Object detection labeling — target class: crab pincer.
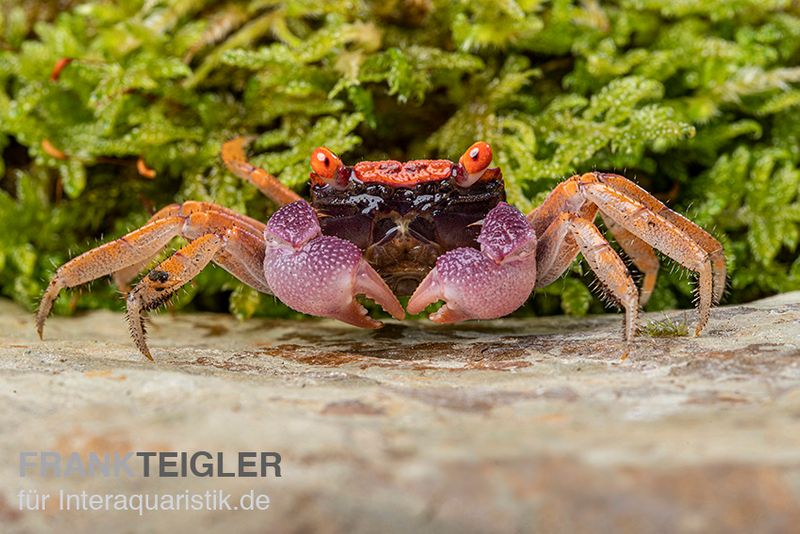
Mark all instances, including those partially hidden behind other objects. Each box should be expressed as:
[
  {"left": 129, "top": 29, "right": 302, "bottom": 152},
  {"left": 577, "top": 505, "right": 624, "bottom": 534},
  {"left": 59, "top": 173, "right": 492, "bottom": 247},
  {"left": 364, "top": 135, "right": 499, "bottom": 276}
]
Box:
[
  {"left": 264, "top": 200, "right": 405, "bottom": 327},
  {"left": 407, "top": 202, "right": 538, "bottom": 322}
]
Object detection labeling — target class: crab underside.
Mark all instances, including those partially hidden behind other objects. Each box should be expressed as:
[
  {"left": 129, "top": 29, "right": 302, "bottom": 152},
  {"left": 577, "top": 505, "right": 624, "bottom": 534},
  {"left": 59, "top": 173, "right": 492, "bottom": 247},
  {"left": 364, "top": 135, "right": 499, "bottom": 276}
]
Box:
[{"left": 36, "top": 139, "right": 726, "bottom": 360}]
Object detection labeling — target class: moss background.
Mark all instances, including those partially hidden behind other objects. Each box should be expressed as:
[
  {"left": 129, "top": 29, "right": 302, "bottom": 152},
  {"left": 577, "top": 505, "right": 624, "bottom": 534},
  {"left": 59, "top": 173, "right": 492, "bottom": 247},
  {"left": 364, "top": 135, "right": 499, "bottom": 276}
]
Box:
[{"left": 1, "top": 0, "right": 799, "bottom": 322}]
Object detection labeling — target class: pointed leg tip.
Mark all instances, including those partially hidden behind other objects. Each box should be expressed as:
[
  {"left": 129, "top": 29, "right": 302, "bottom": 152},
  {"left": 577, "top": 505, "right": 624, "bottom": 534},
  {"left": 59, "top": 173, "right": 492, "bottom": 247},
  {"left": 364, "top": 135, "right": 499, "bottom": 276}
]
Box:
[
  {"left": 35, "top": 316, "right": 45, "bottom": 339},
  {"left": 36, "top": 280, "right": 63, "bottom": 341},
  {"left": 133, "top": 338, "right": 155, "bottom": 361},
  {"left": 694, "top": 320, "right": 709, "bottom": 337},
  {"left": 125, "top": 299, "right": 155, "bottom": 361},
  {"left": 132, "top": 332, "right": 155, "bottom": 361},
  {"left": 694, "top": 317, "right": 709, "bottom": 337}
]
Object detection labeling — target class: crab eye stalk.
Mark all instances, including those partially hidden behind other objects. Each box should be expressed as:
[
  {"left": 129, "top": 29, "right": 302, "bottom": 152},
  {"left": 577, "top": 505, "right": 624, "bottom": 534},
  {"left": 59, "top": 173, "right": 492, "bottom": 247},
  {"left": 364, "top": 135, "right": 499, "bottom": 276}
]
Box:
[
  {"left": 456, "top": 141, "right": 493, "bottom": 187},
  {"left": 310, "top": 147, "right": 347, "bottom": 189}
]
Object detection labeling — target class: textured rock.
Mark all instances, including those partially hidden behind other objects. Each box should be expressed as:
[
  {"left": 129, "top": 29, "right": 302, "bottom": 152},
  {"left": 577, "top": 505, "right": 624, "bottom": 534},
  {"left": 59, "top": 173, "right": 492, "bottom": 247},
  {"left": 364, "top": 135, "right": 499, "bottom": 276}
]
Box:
[{"left": 1, "top": 293, "right": 799, "bottom": 533}]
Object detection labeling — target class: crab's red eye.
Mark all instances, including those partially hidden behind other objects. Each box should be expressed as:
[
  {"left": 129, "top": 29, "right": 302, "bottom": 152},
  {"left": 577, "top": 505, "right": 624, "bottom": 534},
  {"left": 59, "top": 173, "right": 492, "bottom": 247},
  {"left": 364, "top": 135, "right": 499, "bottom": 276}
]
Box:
[
  {"left": 310, "top": 147, "right": 343, "bottom": 180},
  {"left": 456, "top": 141, "right": 493, "bottom": 187}
]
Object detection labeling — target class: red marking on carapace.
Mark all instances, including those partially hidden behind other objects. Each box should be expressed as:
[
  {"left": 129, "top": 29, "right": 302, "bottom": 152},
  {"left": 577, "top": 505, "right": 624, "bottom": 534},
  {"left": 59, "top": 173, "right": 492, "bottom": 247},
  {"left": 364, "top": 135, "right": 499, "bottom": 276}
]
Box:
[{"left": 353, "top": 159, "right": 454, "bottom": 186}]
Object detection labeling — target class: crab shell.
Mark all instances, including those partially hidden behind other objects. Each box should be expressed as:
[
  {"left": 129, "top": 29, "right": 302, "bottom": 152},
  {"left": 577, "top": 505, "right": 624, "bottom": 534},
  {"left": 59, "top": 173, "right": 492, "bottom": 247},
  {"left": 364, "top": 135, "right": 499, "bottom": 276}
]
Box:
[{"left": 309, "top": 158, "right": 505, "bottom": 295}]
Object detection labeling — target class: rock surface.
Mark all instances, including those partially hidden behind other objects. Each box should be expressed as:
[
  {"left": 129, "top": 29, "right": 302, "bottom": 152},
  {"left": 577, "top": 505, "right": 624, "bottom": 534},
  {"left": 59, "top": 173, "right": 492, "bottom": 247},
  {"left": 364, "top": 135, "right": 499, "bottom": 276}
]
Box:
[{"left": 1, "top": 294, "right": 799, "bottom": 533}]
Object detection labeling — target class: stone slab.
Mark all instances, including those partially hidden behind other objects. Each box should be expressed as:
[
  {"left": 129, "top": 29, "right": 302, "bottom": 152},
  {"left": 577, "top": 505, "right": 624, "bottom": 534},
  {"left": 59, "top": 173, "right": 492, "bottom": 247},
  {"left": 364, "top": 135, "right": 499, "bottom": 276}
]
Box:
[{"left": 1, "top": 294, "right": 799, "bottom": 533}]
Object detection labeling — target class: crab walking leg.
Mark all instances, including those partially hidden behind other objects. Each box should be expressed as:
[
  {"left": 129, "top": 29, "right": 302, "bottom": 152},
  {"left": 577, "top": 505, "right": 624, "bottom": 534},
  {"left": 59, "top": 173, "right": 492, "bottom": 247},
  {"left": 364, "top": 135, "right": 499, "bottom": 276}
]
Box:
[
  {"left": 37, "top": 203, "right": 272, "bottom": 340},
  {"left": 222, "top": 137, "right": 302, "bottom": 206},
  {"left": 113, "top": 204, "right": 181, "bottom": 291},
  {"left": 263, "top": 200, "right": 405, "bottom": 328},
  {"left": 178, "top": 205, "right": 271, "bottom": 294},
  {"left": 592, "top": 173, "right": 726, "bottom": 304},
  {"left": 36, "top": 216, "right": 186, "bottom": 338},
  {"left": 527, "top": 177, "right": 590, "bottom": 237},
  {"left": 600, "top": 214, "right": 659, "bottom": 307},
  {"left": 532, "top": 187, "right": 659, "bottom": 306},
  {"left": 532, "top": 209, "right": 652, "bottom": 314},
  {"left": 529, "top": 173, "right": 724, "bottom": 334},
  {"left": 534, "top": 222, "right": 577, "bottom": 289},
  {"left": 536, "top": 214, "right": 640, "bottom": 340},
  {"left": 534, "top": 204, "right": 599, "bottom": 288},
  {"left": 407, "top": 203, "right": 538, "bottom": 322},
  {"left": 575, "top": 217, "right": 639, "bottom": 341},
  {"left": 212, "top": 234, "right": 271, "bottom": 294},
  {"left": 576, "top": 174, "right": 715, "bottom": 335},
  {"left": 126, "top": 234, "right": 225, "bottom": 360},
  {"left": 112, "top": 202, "right": 269, "bottom": 294},
  {"left": 529, "top": 173, "right": 725, "bottom": 304}
]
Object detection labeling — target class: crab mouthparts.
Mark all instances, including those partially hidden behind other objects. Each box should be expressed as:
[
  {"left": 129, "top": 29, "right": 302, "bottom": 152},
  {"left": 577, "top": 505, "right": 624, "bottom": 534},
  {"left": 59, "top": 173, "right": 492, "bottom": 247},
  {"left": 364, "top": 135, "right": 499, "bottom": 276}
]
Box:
[{"left": 379, "top": 270, "right": 430, "bottom": 296}]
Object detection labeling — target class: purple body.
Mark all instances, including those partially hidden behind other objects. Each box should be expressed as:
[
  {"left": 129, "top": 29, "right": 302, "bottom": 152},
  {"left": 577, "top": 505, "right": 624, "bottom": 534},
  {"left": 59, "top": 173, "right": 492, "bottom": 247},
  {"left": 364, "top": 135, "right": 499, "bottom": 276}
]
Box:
[
  {"left": 311, "top": 174, "right": 506, "bottom": 295},
  {"left": 261, "top": 163, "right": 540, "bottom": 328}
]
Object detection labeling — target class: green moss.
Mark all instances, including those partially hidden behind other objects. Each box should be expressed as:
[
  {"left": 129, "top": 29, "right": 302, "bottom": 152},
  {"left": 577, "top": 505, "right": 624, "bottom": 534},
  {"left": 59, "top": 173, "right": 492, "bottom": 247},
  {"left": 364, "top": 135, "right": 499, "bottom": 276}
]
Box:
[
  {"left": 642, "top": 313, "right": 690, "bottom": 338},
  {"left": 1, "top": 0, "right": 799, "bottom": 320}
]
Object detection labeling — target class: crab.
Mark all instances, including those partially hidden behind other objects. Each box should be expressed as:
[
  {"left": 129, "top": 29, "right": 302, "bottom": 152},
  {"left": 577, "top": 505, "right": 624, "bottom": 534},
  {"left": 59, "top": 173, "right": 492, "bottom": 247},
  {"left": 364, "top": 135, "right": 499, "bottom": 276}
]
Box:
[{"left": 35, "top": 138, "right": 726, "bottom": 360}]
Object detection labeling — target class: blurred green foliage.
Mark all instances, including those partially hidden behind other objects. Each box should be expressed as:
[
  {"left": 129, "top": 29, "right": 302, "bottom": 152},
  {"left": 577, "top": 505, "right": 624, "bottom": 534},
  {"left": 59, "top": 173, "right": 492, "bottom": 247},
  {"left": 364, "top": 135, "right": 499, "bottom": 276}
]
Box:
[{"left": 1, "top": 0, "right": 799, "bottom": 321}]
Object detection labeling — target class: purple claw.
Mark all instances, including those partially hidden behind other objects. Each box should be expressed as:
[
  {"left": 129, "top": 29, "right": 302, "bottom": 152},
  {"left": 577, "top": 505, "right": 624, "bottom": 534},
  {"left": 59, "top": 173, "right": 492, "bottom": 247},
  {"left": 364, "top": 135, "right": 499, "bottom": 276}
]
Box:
[
  {"left": 407, "top": 202, "right": 537, "bottom": 322},
  {"left": 264, "top": 200, "right": 405, "bottom": 327}
]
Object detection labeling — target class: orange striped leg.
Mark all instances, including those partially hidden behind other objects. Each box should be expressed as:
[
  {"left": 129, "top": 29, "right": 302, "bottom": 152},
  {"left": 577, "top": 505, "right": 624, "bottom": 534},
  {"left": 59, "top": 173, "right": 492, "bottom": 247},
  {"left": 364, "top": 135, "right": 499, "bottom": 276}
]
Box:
[
  {"left": 534, "top": 204, "right": 598, "bottom": 288},
  {"left": 113, "top": 204, "right": 182, "bottom": 292},
  {"left": 528, "top": 177, "right": 598, "bottom": 287},
  {"left": 576, "top": 173, "right": 716, "bottom": 335},
  {"left": 572, "top": 216, "right": 639, "bottom": 340},
  {"left": 222, "top": 137, "right": 301, "bottom": 206},
  {"left": 591, "top": 173, "right": 726, "bottom": 304},
  {"left": 36, "top": 202, "right": 271, "bottom": 340},
  {"left": 527, "top": 177, "right": 591, "bottom": 237},
  {"left": 36, "top": 216, "right": 186, "bottom": 338},
  {"left": 601, "top": 214, "right": 659, "bottom": 307},
  {"left": 178, "top": 203, "right": 270, "bottom": 294},
  {"left": 538, "top": 214, "right": 639, "bottom": 340},
  {"left": 126, "top": 234, "right": 225, "bottom": 360},
  {"left": 530, "top": 179, "right": 657, "bottom": 301},
  {"left": 529, "top": 173, "right": 724, "bottom": 335},
  {"left": 112, "top": 201, "right": 270, "bottom": 294},
  {"left": 535, "top": 216, "right": 657, "bottom": 308}
]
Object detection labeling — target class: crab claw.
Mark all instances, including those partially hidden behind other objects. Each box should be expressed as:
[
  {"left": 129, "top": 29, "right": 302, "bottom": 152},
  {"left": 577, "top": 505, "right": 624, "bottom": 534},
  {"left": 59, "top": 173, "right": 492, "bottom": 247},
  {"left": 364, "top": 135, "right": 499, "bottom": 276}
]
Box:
[
  {"left": 407, "top": 202, "right": 538, "bottom": 322},
  {"left": 264, "top": 200, "right": 404, "bottom": 328}
]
